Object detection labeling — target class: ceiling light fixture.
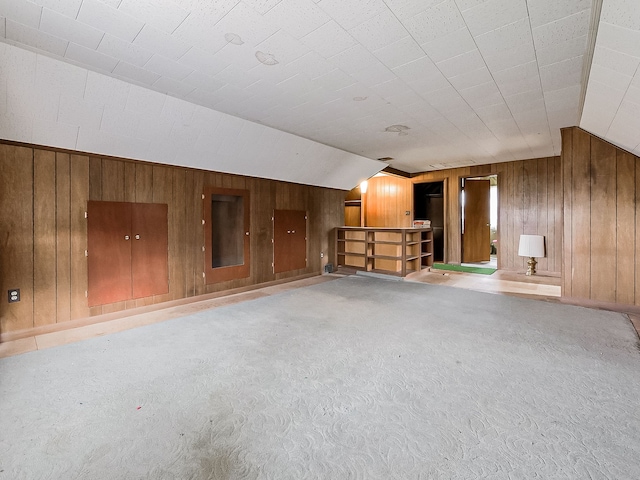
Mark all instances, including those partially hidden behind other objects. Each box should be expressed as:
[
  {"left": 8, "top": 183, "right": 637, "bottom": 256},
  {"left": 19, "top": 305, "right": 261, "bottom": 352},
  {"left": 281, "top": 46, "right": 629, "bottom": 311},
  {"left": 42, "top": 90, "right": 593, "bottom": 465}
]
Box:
[
  {"left": 224, "top": 33, "right": 244, "bottom": 45},
  {"left": 255, "top": 51, "right": 278, "bottom": 65}
]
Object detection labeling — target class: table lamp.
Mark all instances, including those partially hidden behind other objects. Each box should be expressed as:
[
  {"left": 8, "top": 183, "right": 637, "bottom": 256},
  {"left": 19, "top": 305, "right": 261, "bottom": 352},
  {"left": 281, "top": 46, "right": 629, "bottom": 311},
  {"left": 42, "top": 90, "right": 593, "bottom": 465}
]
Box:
[{"left": 518, "top": 235, "right": 545, "bottom": 276}]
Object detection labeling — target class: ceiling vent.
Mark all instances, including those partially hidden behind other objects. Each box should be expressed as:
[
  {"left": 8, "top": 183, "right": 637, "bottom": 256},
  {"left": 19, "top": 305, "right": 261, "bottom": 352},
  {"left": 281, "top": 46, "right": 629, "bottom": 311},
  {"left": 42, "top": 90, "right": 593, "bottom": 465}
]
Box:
[{"left": 378, "top": 157, "right": 394, "bottom": 163}]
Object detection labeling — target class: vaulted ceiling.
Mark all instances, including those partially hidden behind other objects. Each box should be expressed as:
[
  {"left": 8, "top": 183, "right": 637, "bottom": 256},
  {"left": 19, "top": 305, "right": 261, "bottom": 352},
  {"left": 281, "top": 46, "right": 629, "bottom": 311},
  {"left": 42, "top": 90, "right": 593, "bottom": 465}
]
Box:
[{"left": 0, "top": 0, "right": 638, "bottom": 188}]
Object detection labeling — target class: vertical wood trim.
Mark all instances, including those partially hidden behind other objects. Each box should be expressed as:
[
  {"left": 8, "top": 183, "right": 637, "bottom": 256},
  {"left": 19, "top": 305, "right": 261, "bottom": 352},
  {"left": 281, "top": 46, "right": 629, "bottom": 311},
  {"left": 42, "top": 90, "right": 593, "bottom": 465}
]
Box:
[
  {"left": 89, "top": 156, "right": 101, "bottom": 201},
  {"left": 55, "top": 153, "right": 71, "bottom": 324},
  {"left": 33, "top": 149, "right": 57, "bottom": 327},
  {"left": 70, "top": 154, "right": 89, "bottom": 320},
  {"left": 616, "top": 151, "right": 635, "bottom": 304}
]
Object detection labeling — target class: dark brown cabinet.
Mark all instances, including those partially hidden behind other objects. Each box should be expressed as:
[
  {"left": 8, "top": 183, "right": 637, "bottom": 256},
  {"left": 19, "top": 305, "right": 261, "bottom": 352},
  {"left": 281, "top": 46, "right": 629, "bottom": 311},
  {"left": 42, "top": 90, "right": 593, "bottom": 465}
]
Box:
[
  {"left": 88, "top": 201, "right": 168, "bottom": 307},
  {"left": 274, "top": 210, "right": 307, "bottom": 273}
]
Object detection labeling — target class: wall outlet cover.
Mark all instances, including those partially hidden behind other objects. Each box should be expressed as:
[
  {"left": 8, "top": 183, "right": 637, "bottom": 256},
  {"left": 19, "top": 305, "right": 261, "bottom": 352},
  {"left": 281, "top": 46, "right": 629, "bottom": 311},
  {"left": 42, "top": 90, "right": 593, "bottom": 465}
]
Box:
[{"left": 8, "top": 289, "right": 20, "bottom": 303}]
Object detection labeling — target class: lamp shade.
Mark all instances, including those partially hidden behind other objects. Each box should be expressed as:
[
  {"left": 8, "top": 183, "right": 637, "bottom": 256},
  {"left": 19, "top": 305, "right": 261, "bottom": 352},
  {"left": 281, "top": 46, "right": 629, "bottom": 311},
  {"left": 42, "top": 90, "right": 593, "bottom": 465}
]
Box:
[{"left": 518, "top": 235, "right": 545, "bottom": 258}]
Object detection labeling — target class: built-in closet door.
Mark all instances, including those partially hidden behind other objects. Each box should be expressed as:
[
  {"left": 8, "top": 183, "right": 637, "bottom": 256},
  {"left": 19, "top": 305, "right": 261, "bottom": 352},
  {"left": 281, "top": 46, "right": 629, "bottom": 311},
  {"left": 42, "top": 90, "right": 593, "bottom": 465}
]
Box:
[
  {"left": 88, "top": 201, "right": 132, "bottom": 306},
  {"left": 131, "top": 203, "right": 169, "bottom": 299},
  {"left": 88, "top": 201, "right": 169, "bottom": 307},
  {"left": 273, "top": 210, "right": 307, "bottom": 273}
]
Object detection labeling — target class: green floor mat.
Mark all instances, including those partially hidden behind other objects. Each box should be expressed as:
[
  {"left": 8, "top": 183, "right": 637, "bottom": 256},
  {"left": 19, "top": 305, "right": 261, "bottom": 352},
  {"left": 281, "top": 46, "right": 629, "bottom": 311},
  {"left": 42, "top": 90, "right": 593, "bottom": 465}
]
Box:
[{"left": 431, "top": 263, "right": 496, "bottom": 275}]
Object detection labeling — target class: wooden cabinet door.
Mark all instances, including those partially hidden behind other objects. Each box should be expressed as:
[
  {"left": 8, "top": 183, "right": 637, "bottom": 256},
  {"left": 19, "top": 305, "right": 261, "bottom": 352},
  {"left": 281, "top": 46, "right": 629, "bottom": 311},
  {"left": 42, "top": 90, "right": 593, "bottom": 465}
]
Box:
[
  {"left": 88, "top": 201, "right": 132, "bottom": 307},
  {"left": 274, "top": 210, "right": 307, "bottom": 273},
  {"left": 131, "top": 203, "right": 168, "bottom": 299},
  {"left": 289, "top": 211, "right": 307, "bottom": 271}
]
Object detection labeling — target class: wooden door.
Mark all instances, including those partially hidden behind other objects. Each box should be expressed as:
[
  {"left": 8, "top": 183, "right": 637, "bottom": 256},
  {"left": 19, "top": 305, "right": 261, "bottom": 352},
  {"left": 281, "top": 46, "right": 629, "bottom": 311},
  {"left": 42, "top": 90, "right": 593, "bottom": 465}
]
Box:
[
  {"left": 274, "top": 210, "right": 307, "bottom": 273},
  {"left": 88, "top": 201, "right": 132, "bottom": 306},
  {"left": 131, "top": 203, "right": 169, "bottom": 299},
  {"left": 462, "top": 179, "right": 490, "bottom": 263}
]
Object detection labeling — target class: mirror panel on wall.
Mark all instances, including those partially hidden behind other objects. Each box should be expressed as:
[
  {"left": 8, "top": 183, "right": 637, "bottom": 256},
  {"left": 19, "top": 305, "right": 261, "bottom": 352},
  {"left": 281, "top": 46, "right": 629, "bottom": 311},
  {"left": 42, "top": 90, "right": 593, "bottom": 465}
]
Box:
[{"left": 204, "top": 187, "right": 250, "bottom": 284}]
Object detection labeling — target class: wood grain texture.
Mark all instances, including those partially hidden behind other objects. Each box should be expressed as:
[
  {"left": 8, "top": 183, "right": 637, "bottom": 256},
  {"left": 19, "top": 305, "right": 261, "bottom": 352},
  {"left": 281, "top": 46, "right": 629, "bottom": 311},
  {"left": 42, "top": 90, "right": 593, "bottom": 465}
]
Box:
[
  {"left": 0, "top": 145, "right": 34, "bottom": 333},
  {"left": 589, "top": 137, "right": 616, "bottom": 302},
  {"left": 562, "top": 129, "right": 573, "bottom": 297},
  {"left": 571, "top": 129, "right": 591, "bottom": 299},
  {"left": 616, "top": 151, "right": 635, "bottom": 305},
  {"left": 33, "top": 149, "right": 57, "bottom": 327},
  {"left": 70, "top": 154, "right": 90, "bottom": 320},
  {"left": 56, "top": 153, "right": 71, "bottom": 323}
]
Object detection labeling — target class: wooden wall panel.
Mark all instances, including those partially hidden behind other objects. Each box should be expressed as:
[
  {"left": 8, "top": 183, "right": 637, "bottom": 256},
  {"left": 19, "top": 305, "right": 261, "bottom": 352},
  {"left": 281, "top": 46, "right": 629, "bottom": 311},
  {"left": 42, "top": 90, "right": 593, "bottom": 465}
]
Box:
[
  {"left": 571, "top": 129, "right": 592, "bottom": 299},
  {"left": 589, "top": 138, "right": 616, "bottom": 302},
  {"left": 56, "top": 153, "right": 71, "bottom": 323},
  {"left": 33, "top": 149, "right": 57, "bottom": 328},
  {"left": 616, "top": 151, "right": 635, "bottom": 304},
  {"left": 0, "top": 141, "right": 346, "bottom": 334},
  {"left": 562, "top": 129, "right": 573, "bottom": 296},
  {"left": 536, "top": 158, "right": 548, "bottom": 273},
  {"left": 365, "top": 175, "right": 412, "bottom": 228},
  {"left": 561, "top": 127, "right": 640, "bottom": 306},
  {"left": 0, "top": 145, "right": 34, "bottom": 333},
  {"left": 69, "top": 154, "right": 90, "bottom": 320}
]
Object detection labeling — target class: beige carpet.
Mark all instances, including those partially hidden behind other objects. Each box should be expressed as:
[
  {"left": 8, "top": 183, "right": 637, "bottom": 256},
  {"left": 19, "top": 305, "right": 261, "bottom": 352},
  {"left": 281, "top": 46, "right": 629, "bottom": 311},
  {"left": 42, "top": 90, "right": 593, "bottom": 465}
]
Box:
[{"left": 1, "top": 276, "right": 639, "bottom": 479}]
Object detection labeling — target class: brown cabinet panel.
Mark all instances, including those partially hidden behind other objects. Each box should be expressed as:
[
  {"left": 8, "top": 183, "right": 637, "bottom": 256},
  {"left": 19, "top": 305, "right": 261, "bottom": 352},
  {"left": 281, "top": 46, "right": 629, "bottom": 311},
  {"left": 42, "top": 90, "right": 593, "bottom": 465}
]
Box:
[
  {"left": 132, "top": 203, "right": 169, "bottom": 299},
  {"left": 274, "top": 210, "right": 307, "bottom": 273},
  {"left": 88, "top": 201, "right": 132, "bottom": 307},
  {"left": 88, "top": 201, "right": 169, "bottom": 306}
]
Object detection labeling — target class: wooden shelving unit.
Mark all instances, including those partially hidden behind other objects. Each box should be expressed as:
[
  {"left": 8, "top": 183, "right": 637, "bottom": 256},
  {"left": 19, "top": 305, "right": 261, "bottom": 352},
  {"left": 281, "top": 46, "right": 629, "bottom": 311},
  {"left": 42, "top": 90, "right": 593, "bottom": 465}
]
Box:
[{"left": 335, "top": 227, "right": 433, "bottom": 277}]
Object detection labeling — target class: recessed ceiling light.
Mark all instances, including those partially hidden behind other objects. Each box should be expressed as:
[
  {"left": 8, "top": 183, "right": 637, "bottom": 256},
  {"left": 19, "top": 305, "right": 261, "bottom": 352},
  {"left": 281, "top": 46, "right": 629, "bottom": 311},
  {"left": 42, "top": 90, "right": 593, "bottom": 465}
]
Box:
[
  {"left": 224, "top": 33, "right": 244, "bottom": 45},
  {"left": 353, "top": 96, "right": 368, "bottom": 101},
  {"left": 255, "top": 51, "right": 278, "bottom": 65}
]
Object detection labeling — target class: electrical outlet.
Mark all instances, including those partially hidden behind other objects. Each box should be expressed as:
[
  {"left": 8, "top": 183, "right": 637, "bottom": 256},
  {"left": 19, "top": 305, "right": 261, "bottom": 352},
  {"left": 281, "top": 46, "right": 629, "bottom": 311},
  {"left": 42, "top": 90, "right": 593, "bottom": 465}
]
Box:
[
  {"left": 320, "top": 252, "right": 324, "bottom": 258},
  {"left": 8, "top": 289, "right": 20, "bottom": 303}
]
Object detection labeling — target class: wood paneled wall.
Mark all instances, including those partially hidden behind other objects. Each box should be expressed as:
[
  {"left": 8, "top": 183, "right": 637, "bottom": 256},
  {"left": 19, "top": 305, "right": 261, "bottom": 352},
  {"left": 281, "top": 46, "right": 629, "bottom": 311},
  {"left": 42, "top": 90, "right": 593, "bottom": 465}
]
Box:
[
  {"left": 0, "top": 142, "right": 344, "bottom": 335},
  {"left": 561, "top": 127, "right": 639, "bottom": 306},
  {"left": 362, "top": 157, "right": 563, "bottom": 272},
  {"left": 364, "top": 174, "right": 413, "bottom": 227}
]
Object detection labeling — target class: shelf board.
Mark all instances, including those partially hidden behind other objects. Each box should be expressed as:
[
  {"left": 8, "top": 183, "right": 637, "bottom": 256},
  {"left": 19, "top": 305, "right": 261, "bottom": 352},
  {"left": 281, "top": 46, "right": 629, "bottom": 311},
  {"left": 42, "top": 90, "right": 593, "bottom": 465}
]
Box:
[
  {"left": 337, "top": 238, "right": 366, "bottom": 243},
  {"left": 337, "top": 252, "right": 366, "bottom": 257}
]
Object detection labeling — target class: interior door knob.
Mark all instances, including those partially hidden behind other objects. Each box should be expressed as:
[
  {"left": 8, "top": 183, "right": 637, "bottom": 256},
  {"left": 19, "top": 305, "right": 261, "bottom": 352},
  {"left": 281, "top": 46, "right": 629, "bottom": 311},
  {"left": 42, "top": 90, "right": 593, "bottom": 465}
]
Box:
[
  {"left": 124, "top": 235, "right": 130, "bottom": 240},
  {"left": 292, "top": 230, "right": 295, "bottom": 234},
  {"left": 245, "top": 232, "right": 250, "bottom": 236},
  {"left": 135, "top": 234, "right": 140, "bottom": 240},
  {"left": 287, "top": 230, "right": 291, "bottom": 234}
]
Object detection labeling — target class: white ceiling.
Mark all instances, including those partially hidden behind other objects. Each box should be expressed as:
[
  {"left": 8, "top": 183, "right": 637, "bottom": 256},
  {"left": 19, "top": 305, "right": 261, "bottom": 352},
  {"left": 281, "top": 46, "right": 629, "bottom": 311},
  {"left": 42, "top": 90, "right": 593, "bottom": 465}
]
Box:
[{"left": 0, "top": 0, "right": 635, "bottom": 180}]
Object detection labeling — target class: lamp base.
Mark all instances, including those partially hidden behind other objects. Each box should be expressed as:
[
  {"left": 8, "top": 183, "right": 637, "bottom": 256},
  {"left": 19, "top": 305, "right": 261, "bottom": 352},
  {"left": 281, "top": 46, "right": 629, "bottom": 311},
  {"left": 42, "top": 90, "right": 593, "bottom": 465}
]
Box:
[{"left": 526, "top": 257, "right": 537, "bottom": 276}]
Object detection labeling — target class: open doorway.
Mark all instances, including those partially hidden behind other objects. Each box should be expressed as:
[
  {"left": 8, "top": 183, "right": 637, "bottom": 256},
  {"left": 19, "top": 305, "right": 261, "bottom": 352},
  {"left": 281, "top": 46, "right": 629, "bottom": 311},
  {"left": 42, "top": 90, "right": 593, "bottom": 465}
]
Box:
[
  {"left": 414, "top": 181, "right": 444, "bottom": 262},
  {"left": 461, "top": 175, "right": 497, "bottom": 268}
]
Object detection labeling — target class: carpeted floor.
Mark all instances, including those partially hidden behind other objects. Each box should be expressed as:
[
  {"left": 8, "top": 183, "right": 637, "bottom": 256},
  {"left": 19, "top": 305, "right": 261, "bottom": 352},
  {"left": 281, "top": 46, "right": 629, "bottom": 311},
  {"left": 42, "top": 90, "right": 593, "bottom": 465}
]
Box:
[{"left": 1, "top": 276, "right": 640, "bottom": 479}]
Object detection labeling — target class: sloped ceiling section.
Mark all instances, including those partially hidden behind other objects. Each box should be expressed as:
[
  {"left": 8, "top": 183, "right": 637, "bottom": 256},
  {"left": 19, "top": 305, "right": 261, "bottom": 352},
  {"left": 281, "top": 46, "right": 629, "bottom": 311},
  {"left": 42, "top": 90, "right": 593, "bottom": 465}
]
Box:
[
  {"left": 0, "top": 0, "right": 593, "bottom": 174},
  {"left": 580, "top": 0, "right": 640, "bottom": 157},
  {"left": 0, "top": 43, "right": 384, "bottom": 190}
]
